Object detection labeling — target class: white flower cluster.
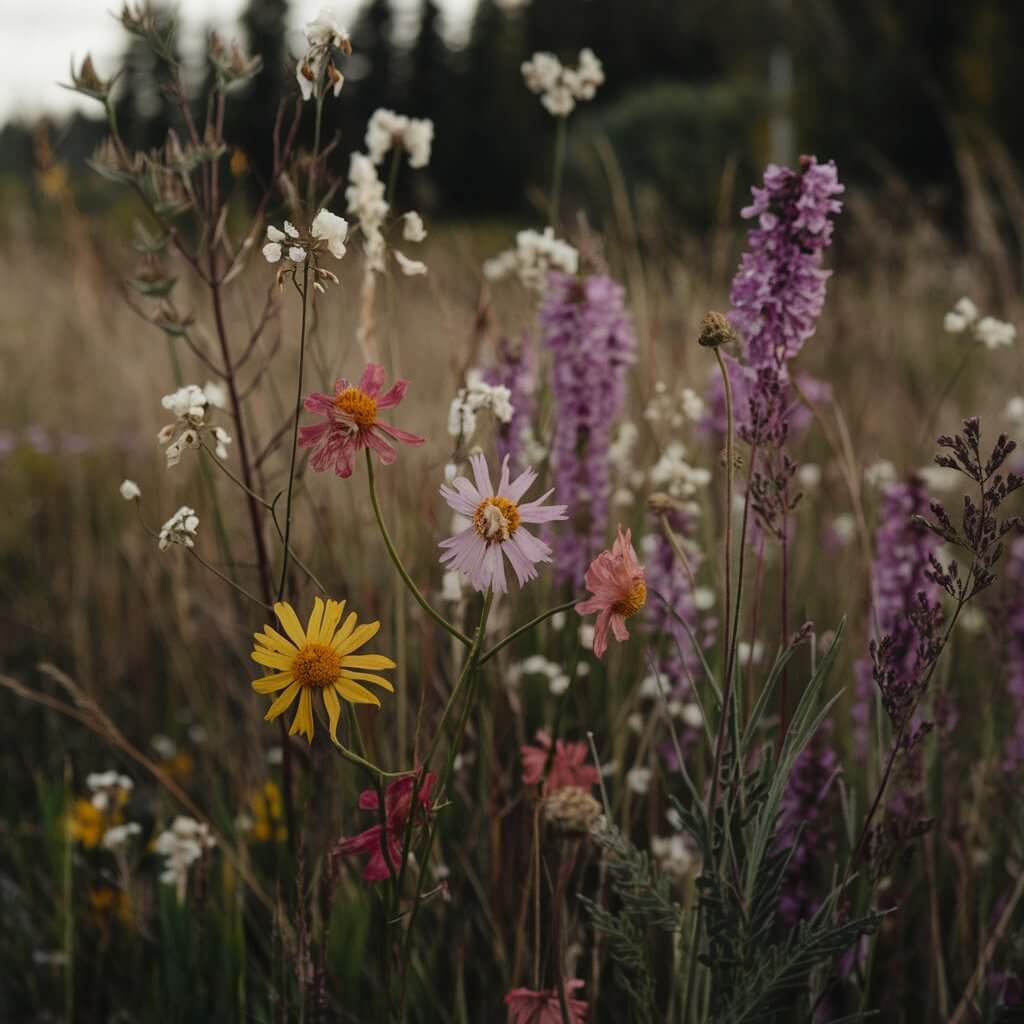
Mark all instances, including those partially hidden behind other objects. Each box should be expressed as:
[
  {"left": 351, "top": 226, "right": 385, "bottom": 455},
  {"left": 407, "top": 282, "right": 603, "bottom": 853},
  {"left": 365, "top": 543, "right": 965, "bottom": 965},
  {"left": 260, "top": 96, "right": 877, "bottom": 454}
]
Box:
[
  {"left": 508, "top": 655, "right": 572, "bottom": 696},
  {"left": 86, "top": 770, "right": 134, "bottom": 811},
  {"left": 365, "top": 108, "right": 434, "bottom": 169},
  {"left": 643, "top": 382, "right": 705, "bottom": 429},
  {"left": 608, "top": 421, "right": 647, "bottom": 507},
  {"left": 345, "top": 152, "right": 428, "bottom": 276},
  {"left": 484, "top": 227, "right": 579, "bottom": 290},
  {"left": 296, "top": 8, "right": 350, "bottom": 102},
  {"left": 263, "top": 211, "right": 348, "bottom": 286},
  {"left": 158, "top": 382, "right": 231, "bottom": 467},
  {"left": 447, "top": 369, "right": 514, "bottom": 443},
  {"left": 158, "top": 506, "right": 199, "bottom": 551},
  {"left": 154, "top": 815, "right": 216, "bottom": 902},
  {"left": 521, "top": 48, "right": 604, "bottom": 117},
  {"left": 864, "top": 459, "right": 897, "bottom": 488},
  {"left": 263, "top": 220, "right": 306, "bottom": 264},
  {"left": 626, "top": 766, "right": 652, "bottom": 795},
  {"left": 1005, "top": 396, "right": 1024, "bottom": 430},
  {"left": 649, "top": 443, "right": 711, "bottom": 503},
  {"left": 636, "top": 675, "right": 704, "bottom": 728},
  {"left": 102, "top": 822, "right": 142, "bottom": 850},
  {"left": 943, "top": 297, "right": 1017, "bottom": 349},
  {"left": 651, "top": 834, "right": 697, "bottom": 881}
]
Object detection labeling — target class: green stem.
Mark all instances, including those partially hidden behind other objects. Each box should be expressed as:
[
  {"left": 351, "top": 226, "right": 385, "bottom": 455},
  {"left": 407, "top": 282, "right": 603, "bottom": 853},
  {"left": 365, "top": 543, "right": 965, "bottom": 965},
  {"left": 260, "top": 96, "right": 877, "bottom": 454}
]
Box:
[
  {"left": 201, "top": 442, "right": 273, "bottom": 508},
  {"left": 365, "top": 449, "right": 472, "bottom": 647},
  {"left": 276, "top": 263, "right": 310, "bottom": 600},
  {"left": 549, "top": 116, "right": 568, "bottom": 227},
  {"left": 187, "top": 548, "right": 272, "bottom": 610},
  {"left": 478, "top": 599, "right": 578, "bottom": 665}
]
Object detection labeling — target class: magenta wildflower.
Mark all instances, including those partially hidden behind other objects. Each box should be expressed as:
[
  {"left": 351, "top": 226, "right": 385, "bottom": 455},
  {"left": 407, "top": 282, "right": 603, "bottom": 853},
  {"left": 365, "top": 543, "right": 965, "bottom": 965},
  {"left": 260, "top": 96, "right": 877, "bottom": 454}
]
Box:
[
  {"left": 439, "top": 452, "right": 567, "bottom": 594},
  {"left": 298, "top": 362, "right": 425, "bottom": 478},
  {"left": 541, "top": 272, "right": 637, "bottom": 585},
  {"left": 335, "top": 772, "right": 436, "bottom": 882},
  {"left": 520, "top": 731, "right": 599, "bottom": 795},
  {"left": 504, "top": 979, "right": 588, "bottom": 1023},
  {"left": 728, "top": 155, "right": 844, "bottom": 370}
]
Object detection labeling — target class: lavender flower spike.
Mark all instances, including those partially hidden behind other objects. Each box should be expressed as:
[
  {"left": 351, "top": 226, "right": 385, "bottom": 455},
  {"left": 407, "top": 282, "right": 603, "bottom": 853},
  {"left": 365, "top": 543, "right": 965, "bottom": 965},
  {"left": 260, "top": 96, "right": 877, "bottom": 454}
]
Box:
[
  {"left": 541, "top": 272, "right": 637, "bottom": 585},
  {"left": 729, "top": 155, "right": 844, "bottom": 369}
]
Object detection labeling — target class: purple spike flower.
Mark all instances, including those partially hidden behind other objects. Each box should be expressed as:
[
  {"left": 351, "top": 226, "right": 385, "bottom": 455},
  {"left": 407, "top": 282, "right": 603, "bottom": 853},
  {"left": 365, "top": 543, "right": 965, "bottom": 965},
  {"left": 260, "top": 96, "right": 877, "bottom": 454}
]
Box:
[
  {"left": 729, "top": 155, "right": 844, "bottom": 370},
  {"left": 483, "top": 334, "right": 537, "bottom": 475},
  {"left": 852, "top": 475, "right": 941, "bottom": 756},
  {"left": 999, "top": 536, "right": 1024, "bottom": 770},
  {"left": 541, "top": 272, "right": 637, "bottom": 585}
]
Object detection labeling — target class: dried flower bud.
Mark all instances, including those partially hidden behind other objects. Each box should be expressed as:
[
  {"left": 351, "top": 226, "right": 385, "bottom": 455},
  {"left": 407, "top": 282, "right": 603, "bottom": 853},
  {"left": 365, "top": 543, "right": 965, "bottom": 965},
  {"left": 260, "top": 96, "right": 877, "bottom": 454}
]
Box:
[
  {"left": 698, "top": 311, "right": 736, "bottom": 349},
  {"left": 542, "top": 786, "right": 602, "bottom": 838},
  {"left": 209, "top": 33, "right": 262, "bottom": 85},
  {"left": 67, "top": 54, "right": 116, "bottom": 101},
  {"left": 647, "top": 491, "right": 680, "bottom": 515}
]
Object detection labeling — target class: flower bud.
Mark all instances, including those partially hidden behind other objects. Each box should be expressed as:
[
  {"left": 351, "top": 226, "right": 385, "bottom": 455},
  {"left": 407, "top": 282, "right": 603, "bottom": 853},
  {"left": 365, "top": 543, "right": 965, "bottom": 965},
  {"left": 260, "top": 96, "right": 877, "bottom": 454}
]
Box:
[{"left": 698, "top": 311, "right": 736, "bottom": 349}]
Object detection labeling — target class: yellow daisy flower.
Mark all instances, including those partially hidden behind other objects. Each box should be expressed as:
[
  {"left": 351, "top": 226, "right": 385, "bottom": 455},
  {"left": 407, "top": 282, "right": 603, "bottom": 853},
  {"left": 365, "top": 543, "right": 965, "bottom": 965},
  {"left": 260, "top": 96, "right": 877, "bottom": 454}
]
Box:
[{"left": 250, "top": 598, "right": 395, "bottom": 743}]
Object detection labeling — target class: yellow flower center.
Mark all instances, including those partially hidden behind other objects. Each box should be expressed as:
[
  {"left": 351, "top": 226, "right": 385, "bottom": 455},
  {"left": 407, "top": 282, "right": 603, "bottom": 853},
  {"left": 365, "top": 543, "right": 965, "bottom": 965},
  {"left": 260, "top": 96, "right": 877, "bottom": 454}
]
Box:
[
  {"left": 292, "top": 643, "right": 342, "bottom": 688},
  {"left": 612, "top": 580, "right": 647, "bottom": 618},
  {"left": 334, "top": 387, "right": 378, "bottom": 427},
  {"left": 473, "top": 496, "right": 521, "bottom": 542}
]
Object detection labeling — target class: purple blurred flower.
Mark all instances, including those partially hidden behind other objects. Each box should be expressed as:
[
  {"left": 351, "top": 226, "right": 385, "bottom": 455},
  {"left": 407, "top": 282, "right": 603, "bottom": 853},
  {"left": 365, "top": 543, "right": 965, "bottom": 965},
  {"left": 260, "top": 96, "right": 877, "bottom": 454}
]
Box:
[
  {"left": 729, "top": 155, "right": 844, "bottom": 370},
  {"left": 541, "top": 272, "right": 637, "bottom": 586},
  {"left": 853, "top": 475, "right": 941, "bottom": 756},
  {"left": 483, "top": 334, "right": 537, "bottom": 474},
  {"left": 1000, "top": 536, "right": 1024, "bottom": 770}
]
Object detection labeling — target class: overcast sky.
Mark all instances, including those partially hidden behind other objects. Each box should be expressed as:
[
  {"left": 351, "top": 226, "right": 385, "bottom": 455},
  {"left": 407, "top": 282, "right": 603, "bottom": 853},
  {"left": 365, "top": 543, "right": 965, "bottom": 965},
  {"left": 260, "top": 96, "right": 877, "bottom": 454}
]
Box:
[{"left": 0, "top": 0, "right": 476, "bottom": 122}]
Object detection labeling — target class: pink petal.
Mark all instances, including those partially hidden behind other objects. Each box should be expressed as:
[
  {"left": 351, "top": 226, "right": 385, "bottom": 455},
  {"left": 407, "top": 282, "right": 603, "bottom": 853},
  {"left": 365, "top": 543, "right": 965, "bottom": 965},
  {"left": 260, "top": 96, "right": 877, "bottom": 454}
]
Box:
[
  {"left": 375, "top": 379, "right": 409, "bottom": 409},
  {"left": 298, "top": 422, "right": 329, "bottom": 449},
  {"left": 304, "top": 391, "right": 336, "bottom": 416},
  {"left": 469, "top": 452, "right": 494, "bottom": 499},
  {"left": 504, "top": 464, "right": 539, "bottom": 504},
  {"left": 364, "top": 428, "right": 398, "bottom": 464},
  {"left": 376, "top": 421, "right": 425, "bottom": 446},
  {"left": 337, "top": 824, "right": 382, "bottom": 856},
  {"left": 592, "top": 607, "right": 613, "bottom": 659}
]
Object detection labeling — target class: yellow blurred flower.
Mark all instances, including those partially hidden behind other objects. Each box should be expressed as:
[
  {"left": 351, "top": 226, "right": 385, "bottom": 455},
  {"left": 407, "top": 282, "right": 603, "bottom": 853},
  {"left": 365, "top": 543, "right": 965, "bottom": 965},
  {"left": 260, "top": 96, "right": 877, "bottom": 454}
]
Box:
[
  {"left": 248, "top": 781, "right": 287, "bottom": 843},
  {"left": 251, "top": 598, "right": 395, "bottom": 743},
  {"left": 67, "top": 799, "right": 105, "bottom": 848}
]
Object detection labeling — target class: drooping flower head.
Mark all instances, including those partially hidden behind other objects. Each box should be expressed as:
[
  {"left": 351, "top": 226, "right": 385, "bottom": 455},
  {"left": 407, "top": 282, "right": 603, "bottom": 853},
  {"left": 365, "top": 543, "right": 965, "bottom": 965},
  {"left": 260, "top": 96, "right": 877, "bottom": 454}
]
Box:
[
  {"left": 250, "top": 598, "right": 395, "bottom": 743},
  {"left": 504, "top": 979, "right": 588, "bottom": 1024},
  {"left": 729, "top": 155, "right": 843, "bottom": 369},
  {"left": 575, "top": 526, "right": 646, "bottom": 659},
  {"left": 335, "top": 772, "right": 436, "bottom": 881},
  {"left": 541, "top": 272, "right": 637, "bottom": 584},
  {"left": 299, "top": 363, "right": 424, "bottom": 479},
  {"left": 520, "top": 731, "right": 599, "bottom": 795},
  {"left": 439, "top": 453, "right": 568, "bottom": 594},
  {"left": 296, "top": 8, "right": 351, "bottom": 101}
]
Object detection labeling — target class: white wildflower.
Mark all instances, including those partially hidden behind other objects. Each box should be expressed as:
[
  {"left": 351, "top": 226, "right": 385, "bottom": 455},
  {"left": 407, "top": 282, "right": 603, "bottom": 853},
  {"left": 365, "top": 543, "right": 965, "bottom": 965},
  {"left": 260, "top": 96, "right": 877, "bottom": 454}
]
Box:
[
  {"left": 447, "top": 370, "right": 514, "bottom": 443},
  {"left": 152, "top": 735, "right": 177, "bottom": 759},
  {"left": 521, "top": 49, "right": 603, "bottom": 117},
  {"left": 297, "top": 9, "right": 349, "bottom": 101},
  {"left": 212, "top": 426, "right": 232, "bottom": 460},
  {"left": 830, "top": 513, "right": 857, "bottom": 547},
  {"left": 549, "top": 673, "right": 571, "bottom": 696},
  {"left": 918, "top": 464, "right": 960, "bottom": 493},
  {"left": 651, "top": 834, "right": 696, "bottom": 881},
  {"left": 365, "top": 108, "right": 433, "bottom": 169},
  {"left": 440, "top": 571, "right": 464, "bottom": 604},
  {"left": 579, "top": 623, "right": 596, "bottom": 650},
  {"left": 287, "top": 245, "right": 306, "bottom": 263},
  {"left": 1005, "top": 396, "right": 1024, "bottom": 428},
  {"left": 310, "top": 208, "right": 349, "bottom": 260},
  {"left": 202, "top": 381, "right": 227, "bottom": 409},
  {"left": 484, "top": 227, "right": 579, "bottom": 290},
  {"left": 944, "top": 296, "right": 1016, "bottom": 349},
  {"left": 158, "top": 506, "right": 199, "bottom": 551},
  {"left": 693, "top": 587, "right": 715, "bottom": 612},
  {"left": 627, "top": 712, "right": 644, "bottom": 734},
  {"left": 403, "top": 211, "right": 427, "bottom": 243},
  {"left": 626, "top": 767, "right": 652, "bottom": 795},
  {"left": 262, "top": 241, "right": 282, "bottom": 263},
  {"left": 155, "top": 816, "right": 215, "bottom": 903},
  {"left": 737, "top": 641, "right": 764, "bottom": 666},
  {"left": 650, "top": 443, "right": 712, "bottom": 499},
  {"left": 394, "top": 250, "right": 427, "bottom": 276},
  {"left": 797, "top": 463, "right": 822, "bottom": 489},
  {"left": 119, "top": 479, "right": 141, "bottom": 501},
  {"left": 102, "top": 822, "right": 142, "bottom": 850},
  {"left": 680, "top": 702, "right": 703, "bottom": 729},
  {"left": 864, "top": 459, "right": 897, "bottom": 488}
]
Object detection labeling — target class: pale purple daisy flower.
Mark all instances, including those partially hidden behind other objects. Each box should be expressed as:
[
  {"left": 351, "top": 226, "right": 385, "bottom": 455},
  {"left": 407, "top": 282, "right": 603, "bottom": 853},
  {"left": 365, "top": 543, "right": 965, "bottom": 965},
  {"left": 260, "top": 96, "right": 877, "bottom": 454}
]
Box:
[{"left": 439, "top": 453, "right": 568, "bottom": 594}]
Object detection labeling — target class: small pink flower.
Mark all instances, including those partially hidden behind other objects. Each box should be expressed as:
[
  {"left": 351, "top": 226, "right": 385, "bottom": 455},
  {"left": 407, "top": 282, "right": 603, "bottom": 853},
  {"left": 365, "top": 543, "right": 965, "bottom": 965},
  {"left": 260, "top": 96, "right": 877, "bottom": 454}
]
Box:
[
  {"left": 298, "top": 362, "right": 424, "bottom": 479},
  {"left": 439, "top": 453, "right": 568, "bottom": 594},
  {"left": 520, "top": 731, "right": 599, "bottom": 795},
  {"left": 575, "top": 525, "right": 646, "bottom": 659},
  {"left": 504, "top": 979, "right": 588, "bottom": 1023},
  {"left": 335, "top": 772, "right": 436, "bottom": 882}
]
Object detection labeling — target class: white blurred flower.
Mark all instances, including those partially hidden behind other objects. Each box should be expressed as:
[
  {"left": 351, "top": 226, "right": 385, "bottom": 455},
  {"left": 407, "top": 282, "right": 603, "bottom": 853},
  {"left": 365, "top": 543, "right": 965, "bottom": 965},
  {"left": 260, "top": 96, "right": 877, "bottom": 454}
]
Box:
[
  {"left": 394, "top": 250, "right": 427, "bottom": 276},
  {"left": 441, "top": 570, "right": 464, "bottom": 604},
  {"left": 119, "top": 479, "right": 141, "bottom": 501},
  {"left": 626, "top": 767, "right": 652, "bottom": 795},
  {"left": 158, "top": 506, "right": 199, "bottom": 551},
  {"left": 830, "top": 513, "right": 857, "bottom": 547},
  {"left": 521, "top": 48, "right": 604, "bottom": 117},
  {"left": 447, "top": 370, "right": 514, "bottom": 442},
  {"left": 1005, "top": 396, "right": 1024, "bottom": 428},
  {"left": 975, "top": 316, "right": 1016, "bottom": 350},
  {"left": 959, "top": 606, "right": 985, "bottom": 634},
  {"left": 365, "top": 108, "right": 433, "bottom": 168},
  {"left": 579, "top": 623, "right": 595, "bottom": 651},
  {"left": 155, "top": 816, "right": 215, "bottom": 902},
  {"left": 651, "top": 834, "right": 696, "bottom": 881},
  {"left": 212, "top": 426, "right": 232, "bottom": 460},
  {"left": 919, "top": 464, "right": 960, "bottom": 493},
  {"left": 680, "top": 702, "right": 703, "bottom": 729},
  {"left": 550, "top": 673, "right": 571, "bottom": 696},
  {"left": 797, "top": 463, "right": 822, "bottom": 489},
  {"left": 484, "top": 227, "right": 578, "bottom": 290},
  {"left": 202, "top": 381, "right": 227, "bottom": 409},
  {"left": 737, "top": 641, "right": 764, "bottom": 667},
  {"left": 650, "top": 443, "right": 711, "bottom": 499},
  {"left": 152, "top": 735, "right": 177, "bottom": 759},
  {"left": 693, "top": 587, "right": 715, "bottom": 611},
  {"left": 102, "top": 822, "right": 142, "bottom": 850},
  {"left": 297, "top": 9, "right": 349, "bottom": 101},
  {"left": 627, "top": 712, "right": 644, "bottom": 734},
  {"left": 403, "top": 211, "right": 427, "bottom": 243},
  {"left": 864, "top": 459, "right": 897, "bottom": 488},
  {"left": 262, "top": 241, "right": 282, "bottom": 263}
]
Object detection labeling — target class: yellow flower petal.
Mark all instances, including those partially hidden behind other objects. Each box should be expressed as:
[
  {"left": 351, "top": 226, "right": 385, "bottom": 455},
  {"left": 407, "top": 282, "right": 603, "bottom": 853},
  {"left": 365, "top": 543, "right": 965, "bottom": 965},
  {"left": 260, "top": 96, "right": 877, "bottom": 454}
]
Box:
[
  {"left": 289, "top": 688, "right": 314, "bottom": 741},
  {"left": 252, "top": 671, "right": 295, "bottom": 694},
  {"left": 330, "top": 611, "right": 359, "bottom": 651},
  {"left": 255, "top": 625, "right": 298, "bottom": 655},
  {"left": 306, "top": 597, "right": 325, "bottom": 642},
  {"left": 336, "top": 679, "right": 382, "bottom": 706},
  {"left": 341, "top": 653, "right": 396, "bottom": 671},
  {"left": 252, "top": 649, "right": 295, "bottom": 671},
  {"left": 264, "top": 681, "right": 301, "bottom": 722},
  {"left": 334, "top": 620, "right": 381, "bottom": 656},
  {"left": 274, "top": 601, "right": 307, "bottom": 649},
  {"left": 323, "top": 685, "right": 342, "bottom": 742},
  {"left": 319, "top": 599, "right": 345, "bottom": 645},
  {"left": 340, "top": 670, "right": 395, "bottom": 692}
]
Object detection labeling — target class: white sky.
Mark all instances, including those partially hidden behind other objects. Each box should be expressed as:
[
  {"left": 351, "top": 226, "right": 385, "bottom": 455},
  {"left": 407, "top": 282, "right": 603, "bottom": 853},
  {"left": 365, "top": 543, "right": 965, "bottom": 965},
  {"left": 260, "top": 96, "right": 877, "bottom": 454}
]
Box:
[{"left": 0, "top": 0, "right": 476, "bottom": 121}]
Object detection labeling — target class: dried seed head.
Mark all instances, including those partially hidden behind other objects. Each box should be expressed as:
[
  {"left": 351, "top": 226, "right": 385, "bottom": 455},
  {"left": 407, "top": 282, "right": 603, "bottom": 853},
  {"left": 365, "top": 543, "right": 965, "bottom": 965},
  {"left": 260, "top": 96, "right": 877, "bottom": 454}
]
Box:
[
  {"left": 542, "top": 786, "right": 602, "bottom": 838},
  {"left": 698, "top": 311, "right": 736, "bottom": 349},
  {"left": 647, "top": 491, "right": 680, "bottom": 515}
]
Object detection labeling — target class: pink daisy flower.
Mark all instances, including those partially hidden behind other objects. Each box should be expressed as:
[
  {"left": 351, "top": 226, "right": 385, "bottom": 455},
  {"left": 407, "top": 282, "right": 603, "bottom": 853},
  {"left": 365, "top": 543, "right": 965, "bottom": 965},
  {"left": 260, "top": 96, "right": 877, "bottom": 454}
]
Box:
[
  {"left": 439, "top": 453, "right": 568, "bottom": 594},
  {"left": 298, "top": 362, "right": 425, "bottom": 479},
  {"left": 335, "top": 771, "right": 436, "bottom": 882},
  {"left": 520, "top": 731, "right": 599, "bottom": 795},
  {"left": 504, "top": 979, "right": 588, "bottom": 1023},
  {"left": 574, "top": 525, "right": 646, "bottom": 659}
]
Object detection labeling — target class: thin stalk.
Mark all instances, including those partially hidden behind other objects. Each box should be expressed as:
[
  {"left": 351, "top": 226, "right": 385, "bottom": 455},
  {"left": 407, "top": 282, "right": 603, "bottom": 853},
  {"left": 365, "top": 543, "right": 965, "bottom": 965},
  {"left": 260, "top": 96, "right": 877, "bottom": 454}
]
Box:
[
  {"left": 478, "top": 600, "right": 578, "bottom": 665},
  {"left": 201, "top": 442, "right": 274, "bottom": 508},
  {"left": 549, "top": 116, "right": 568, "bottom": 227},
  {"left": 276, "top": 263, "right": 310, "bottom": 600},
  {"left": 365, "top": 450, "right": 472, "bottom": 647},
  {"left": 187, "top": 548, "right": 273, "bottom": 611}
]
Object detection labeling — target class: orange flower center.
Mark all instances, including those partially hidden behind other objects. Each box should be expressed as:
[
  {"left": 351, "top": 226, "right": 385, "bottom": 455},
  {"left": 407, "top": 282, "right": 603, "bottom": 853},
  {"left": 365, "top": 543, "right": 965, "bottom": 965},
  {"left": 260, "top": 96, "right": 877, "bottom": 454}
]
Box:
[
  {"left": 612, "top": 579, "right": 647, "bottom": 618},
  {"left": 334, "top": 387, "right": 378, "bottom": 427},
  {"left": 473, "top": 496, "right": 521, "bottom": 542},
  {"left": 292, "top": 643, "right": 341, "bottom": 688}
]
